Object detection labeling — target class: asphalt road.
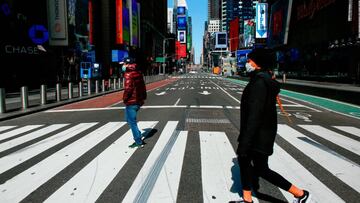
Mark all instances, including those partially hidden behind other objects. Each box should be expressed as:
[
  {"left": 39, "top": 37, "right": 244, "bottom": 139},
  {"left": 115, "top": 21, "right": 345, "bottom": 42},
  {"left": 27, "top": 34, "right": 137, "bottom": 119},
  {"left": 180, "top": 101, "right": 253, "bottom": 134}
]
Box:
[{"left": 0, "top": 73, "right": 359, "bottom": 203}]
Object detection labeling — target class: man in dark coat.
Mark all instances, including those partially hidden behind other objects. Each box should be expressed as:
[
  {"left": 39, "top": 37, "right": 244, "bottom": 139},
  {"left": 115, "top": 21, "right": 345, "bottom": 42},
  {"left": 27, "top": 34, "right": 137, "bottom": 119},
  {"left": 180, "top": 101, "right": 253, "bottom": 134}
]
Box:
[
  {"left": 122, "top": 57, "right": 147, "bottom": 148},
  {"left": 237, "top": 48, "right": 311, "bottom": 203}
]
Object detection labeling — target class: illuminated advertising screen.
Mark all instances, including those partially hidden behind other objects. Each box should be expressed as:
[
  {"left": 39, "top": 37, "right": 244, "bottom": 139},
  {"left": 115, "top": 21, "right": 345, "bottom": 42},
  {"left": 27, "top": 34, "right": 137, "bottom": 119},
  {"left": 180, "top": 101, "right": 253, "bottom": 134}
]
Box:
[
  {"left": 229, "top": 18, "right": 239, "bottom": 51},
  {"left": 116, "top": 0, "right": 123, "bottom": 44},
  {"left": 112, "top": 50, "right": 129, "bottom": 62},
  {"left": 178, "top": 31, "right": 186, "bottom": 44},
  {"left": 177, "top": 7, "right": 186, "bottom": 15},
  {"left": 47, "top": 0, "right": 68, "bottom": 46},
  {"left": 256, "top": 3, "right": 268, "bottom": 38},
  {"left": 123, "top": 0, "right": 130, "bottom": 45},
  {"left": 130, "top": 0, "right": 139, "bottom": 46},
  {"left": 215, "top": 32, "right": 227, "bottom": 49},
  {"left": 267, "top": 0, "right": 293, "bottom": 47},
  {"left": 177, "top": 16, "right": 187, "bottom": 30},
  {"left": 88, "top": 0, "right": 93, "bottom": 44},
  {"left": 176, "top": 41, "right": 187, "bottom": 59},
  {"left": 244, "top": 19, "right": 255, "bottom": 47}
]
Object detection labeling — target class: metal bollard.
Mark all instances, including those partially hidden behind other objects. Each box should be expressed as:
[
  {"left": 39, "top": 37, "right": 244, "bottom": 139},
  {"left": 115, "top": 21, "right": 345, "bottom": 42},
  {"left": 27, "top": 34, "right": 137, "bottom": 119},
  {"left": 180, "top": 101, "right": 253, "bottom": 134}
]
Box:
[
  {"left": 21, "top": 86, "right": 29, "bottom": 110},
  {"left": 79, "top": 81, "right": 83, "bottom": 97},
  {"left": 118, "top": 78, "right": 121, "bottom": 89},
  {"left": 122, "top": 78, "right": 125, "bottom": 88},
  {"left": 40, "top": 85, "right": 47, "bottom": 105},
  {"left": 95, "top": 80, "right": 99, "bottom": 94},
  {"left": 113, "top": 78, "right": 116, "bottom": 90},
  {"left": 87, "top": 79, "right": 91, "bottom": 95},
  {"left": 108, "top": 79, "right": 111, "bottom": 90},
  {"left": 68, "top": 82, "right": 73, "bottom": 99},
  {"left": 56, "top": 83, "right": 61, "bottom": 101},
  {"left": 0, "top": 88, "right": 6, "bottom": 113},
  {"left": 102, "top": 79, "right": 105, "bottom": 92},
  {"left": 282, "top": 73, "right": 286, "bottom": 83}
]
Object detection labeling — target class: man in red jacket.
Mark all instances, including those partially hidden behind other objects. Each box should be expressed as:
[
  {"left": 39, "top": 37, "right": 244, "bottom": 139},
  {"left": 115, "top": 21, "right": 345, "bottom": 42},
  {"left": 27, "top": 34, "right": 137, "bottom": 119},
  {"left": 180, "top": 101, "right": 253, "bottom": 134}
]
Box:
[{"left": 122, "top": 57, "right": 147, "bottom": 148}]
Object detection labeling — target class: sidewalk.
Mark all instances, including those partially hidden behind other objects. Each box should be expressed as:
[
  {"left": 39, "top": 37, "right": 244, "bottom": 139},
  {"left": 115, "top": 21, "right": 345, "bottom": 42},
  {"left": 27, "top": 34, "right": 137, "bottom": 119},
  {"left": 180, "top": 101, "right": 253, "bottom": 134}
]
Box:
[{"left": 0, "top": 76, "right": 173, "bottom": 122}]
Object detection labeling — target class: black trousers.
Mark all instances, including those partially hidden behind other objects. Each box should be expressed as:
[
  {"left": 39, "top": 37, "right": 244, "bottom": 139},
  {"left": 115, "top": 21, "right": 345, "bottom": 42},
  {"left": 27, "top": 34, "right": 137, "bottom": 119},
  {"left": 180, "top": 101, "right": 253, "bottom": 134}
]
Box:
[{"left": 238, "top": 152, "right": 292, "bottom": 191}]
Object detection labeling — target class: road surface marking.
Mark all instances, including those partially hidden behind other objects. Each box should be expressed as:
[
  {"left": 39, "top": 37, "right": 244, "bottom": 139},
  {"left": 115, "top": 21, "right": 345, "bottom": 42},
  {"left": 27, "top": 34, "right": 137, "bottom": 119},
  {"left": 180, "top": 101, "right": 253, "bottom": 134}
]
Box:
[
  {"left": 200, "top": 131, "right": 257, "bottom": 203},
  {"left": 210, "top": 80, "right": 240, "bottom": 103},
  {"left": 280, "top": 97, "right": 321, "bottom": 112},
  {"left": 0, "top": 125, "right": 43, "bottom": 141},
  {"left": 45, "top": 105, "right": 241, "bottom": 112},
  {"left": 123, "top": 121, "right": 179, "bottom": 203},
  {"left": 186, "top": 118, "right": 231, "bottom": 124},
  {"left": 0, "top": 122, "right": 126, "bottom": 203},
  {"left": 0, "top": 123, "right": 97, "bottom": 174},
  {"left": 298, "top": 125, "right": 360, "bottom": 156},
  {"left": 0, "top": 124, "right": 68, "bottom": 153},
  {"left": 0, "top": 126, "right": 16, "bottom": 133},
  {"left": 333, "top": 126, "right": 360, "bottom": 138},
  {"left": 278, "top": 124, "right": 360, "bottom": 193},
  {"left": 45, "top": 122, "right": 158, "bottom": 203},
  {"left": 174, "top": 98, "right": 181, "bottom": 106},
  {"left": 147, "top": 131, "right": 188, "bottom": 202},
  {"left": 270, "top": 144, "right": 344, "bottom": 203}
]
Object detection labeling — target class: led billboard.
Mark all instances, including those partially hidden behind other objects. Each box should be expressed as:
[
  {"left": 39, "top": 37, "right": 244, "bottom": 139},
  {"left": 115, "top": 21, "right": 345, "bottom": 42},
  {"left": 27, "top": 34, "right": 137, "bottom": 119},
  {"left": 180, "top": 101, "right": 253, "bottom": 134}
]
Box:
[
  {"left": 244, "top": 19, "right": 255, "bottom": 47},
  {"left": 215, "top": 32, "right": 227, "bottom": 49},
  {"left": 178, "top": 30, "right": 186, "bottom": 44},
  {"left": 229, "top": 18, "right": 239, "bottom": 51},
  {"left": 177, "top": 7, "right": 186, "bottom": 15},
  {"left": 177, "top": 16, "right": 187, "bottom": 30}
]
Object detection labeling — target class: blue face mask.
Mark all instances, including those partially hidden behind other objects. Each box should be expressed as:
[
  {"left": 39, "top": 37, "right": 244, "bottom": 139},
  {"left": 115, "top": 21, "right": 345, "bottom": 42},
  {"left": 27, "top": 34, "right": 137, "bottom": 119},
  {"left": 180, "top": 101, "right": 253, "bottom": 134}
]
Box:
[{"left": 122, "top": 65, "right": 126, "bottom": 72}]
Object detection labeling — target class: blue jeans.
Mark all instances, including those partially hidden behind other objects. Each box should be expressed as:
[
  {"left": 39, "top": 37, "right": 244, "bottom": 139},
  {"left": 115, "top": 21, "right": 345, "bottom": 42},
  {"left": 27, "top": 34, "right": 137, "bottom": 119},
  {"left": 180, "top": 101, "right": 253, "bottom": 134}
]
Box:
[{"left": 125, "top": 105, "right": 142, "bottom": 144}]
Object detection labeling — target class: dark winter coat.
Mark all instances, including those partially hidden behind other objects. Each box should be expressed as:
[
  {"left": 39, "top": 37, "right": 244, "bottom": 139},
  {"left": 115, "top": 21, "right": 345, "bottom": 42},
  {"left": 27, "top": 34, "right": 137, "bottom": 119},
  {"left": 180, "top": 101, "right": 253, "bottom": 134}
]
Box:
[
  {"left": 237, "top": 71, "right": 280, "bottom": 156},
  {"left": 123, "top": 64, "right": 147, "bottom": 106}
]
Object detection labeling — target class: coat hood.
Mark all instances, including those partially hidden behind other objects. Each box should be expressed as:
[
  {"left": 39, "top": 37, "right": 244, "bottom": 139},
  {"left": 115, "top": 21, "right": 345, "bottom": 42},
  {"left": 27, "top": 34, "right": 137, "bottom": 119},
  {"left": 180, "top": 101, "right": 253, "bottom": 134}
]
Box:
[{"left": 254, "top": 71, "right": 280, "bottom": 96}]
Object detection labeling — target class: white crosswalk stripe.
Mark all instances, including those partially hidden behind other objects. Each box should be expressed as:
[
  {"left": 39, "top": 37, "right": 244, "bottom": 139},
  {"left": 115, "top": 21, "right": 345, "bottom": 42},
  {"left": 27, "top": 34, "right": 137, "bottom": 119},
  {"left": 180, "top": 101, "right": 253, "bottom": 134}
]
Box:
[{"left": 0, "top": 122, "right": 358, "bottom": 202}]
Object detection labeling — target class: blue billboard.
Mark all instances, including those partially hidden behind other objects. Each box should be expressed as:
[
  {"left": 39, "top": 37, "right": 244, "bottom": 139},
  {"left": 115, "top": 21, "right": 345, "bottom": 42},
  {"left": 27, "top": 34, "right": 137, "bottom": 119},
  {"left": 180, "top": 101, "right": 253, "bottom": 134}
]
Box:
[
  {"left": 177, "top": 16, "right": 186, "bottom": 30},
  {"left": 112, "top": 50, "right": 129, "bottom": 62},
  {"left": 236, "top": 49, "right": 252, "bottom": 68},
  {"left": 177, "top": 7, "right": 186, "bottom": 15}
]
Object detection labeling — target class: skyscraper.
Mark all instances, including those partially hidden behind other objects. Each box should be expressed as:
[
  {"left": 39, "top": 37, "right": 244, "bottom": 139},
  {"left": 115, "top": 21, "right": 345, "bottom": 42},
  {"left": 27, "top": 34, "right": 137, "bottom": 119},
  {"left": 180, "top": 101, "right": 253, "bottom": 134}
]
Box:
[
  {"left": 221, "top": 0, "right": 240, "bottom": 32},
  {"left": 208, "top": 0, "right": 222, "bottom": 20}
]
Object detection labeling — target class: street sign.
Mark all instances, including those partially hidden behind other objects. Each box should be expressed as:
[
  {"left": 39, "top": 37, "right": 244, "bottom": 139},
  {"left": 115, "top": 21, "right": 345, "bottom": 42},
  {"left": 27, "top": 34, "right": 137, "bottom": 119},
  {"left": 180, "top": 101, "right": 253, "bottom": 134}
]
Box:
[{"left": 256, "top": 3, "right": 268, "bottom": 38}]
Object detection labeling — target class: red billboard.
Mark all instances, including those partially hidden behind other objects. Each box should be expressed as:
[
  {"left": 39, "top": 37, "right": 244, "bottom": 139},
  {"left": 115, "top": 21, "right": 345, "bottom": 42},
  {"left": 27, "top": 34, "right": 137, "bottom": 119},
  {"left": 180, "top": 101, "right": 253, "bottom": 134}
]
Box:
[
  {"left": 229, "top": 17, "right": 239, "bottom": 51},
  {"left": 176, "top": 41, "right": 187, "bottom": 59},
  {"left": 116, "top": 0, "right": 123, "bottom": 44},
  {"left": 88, "top": 0, "right": 93, "bottom": 44}
]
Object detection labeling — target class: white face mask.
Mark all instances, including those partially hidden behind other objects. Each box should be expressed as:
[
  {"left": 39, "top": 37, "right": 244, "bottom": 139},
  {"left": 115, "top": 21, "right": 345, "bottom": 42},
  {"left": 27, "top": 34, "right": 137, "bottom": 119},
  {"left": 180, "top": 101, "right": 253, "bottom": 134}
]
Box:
[{"left": 245, "top": 62, "right": 256, "bottom": 73}]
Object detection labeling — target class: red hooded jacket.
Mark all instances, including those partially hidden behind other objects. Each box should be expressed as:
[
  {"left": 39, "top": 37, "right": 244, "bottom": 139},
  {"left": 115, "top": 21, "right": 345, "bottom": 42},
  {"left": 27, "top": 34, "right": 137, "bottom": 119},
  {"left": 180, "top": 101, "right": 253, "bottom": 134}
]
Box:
[{"left": 123, "top": 64, "right": 147, "bottom": 106}]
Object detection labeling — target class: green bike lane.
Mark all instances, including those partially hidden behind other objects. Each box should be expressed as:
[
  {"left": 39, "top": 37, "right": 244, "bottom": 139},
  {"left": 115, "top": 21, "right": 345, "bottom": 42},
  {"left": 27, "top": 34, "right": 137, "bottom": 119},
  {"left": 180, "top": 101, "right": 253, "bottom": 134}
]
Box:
[{"left": 225, "top": 78, "right": 360, "bottom": 120}]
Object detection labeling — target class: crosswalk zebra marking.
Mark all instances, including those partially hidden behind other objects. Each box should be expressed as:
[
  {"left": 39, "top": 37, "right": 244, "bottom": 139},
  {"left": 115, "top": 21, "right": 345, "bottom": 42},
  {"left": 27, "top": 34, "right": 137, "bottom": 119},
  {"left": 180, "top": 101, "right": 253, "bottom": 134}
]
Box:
[
  {"left": 278, "top": 124, "right": 360, "bottom": 193},
  {"left": 0, "top": 123, "right": 98, "bottom": 174},
  {"left": 0, "top": 122, "right": 126, "bottom": 203},
  {"left": 0, "top": 125, "right": 43, "bottom": 141},
  {"left": 44, "top": 121, "right": 158, "bottom": 203},
  {"left": 299, "top": 125, "right": 360, "bottom": 156},
  {"left": 333, "top": 126, "right": 360, "bottom": 138},
  {"left": 147, "top": 131, "right": 188, "bottom": 202},
  {"left": 0, "top": 126, "right": 16, "bottom": 133},
  {"left": 123, "top": 121, "right": 179, "bottom": 203},
  {"left": 0, "top": 124, "right": 69, "bottom": 153},
  {"left": 199, "top": 131, "right": 258, "bottom": 203},
  {"left": 270, "top": 144, "right": 344, "bottom": 202}
]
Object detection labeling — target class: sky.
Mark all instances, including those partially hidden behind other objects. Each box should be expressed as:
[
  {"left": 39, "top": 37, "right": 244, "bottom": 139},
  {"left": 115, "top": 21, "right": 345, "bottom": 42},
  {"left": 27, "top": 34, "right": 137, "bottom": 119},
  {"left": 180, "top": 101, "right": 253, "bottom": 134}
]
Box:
[{"left": 168, "top": 0, "right": 207, "bottom": 64}]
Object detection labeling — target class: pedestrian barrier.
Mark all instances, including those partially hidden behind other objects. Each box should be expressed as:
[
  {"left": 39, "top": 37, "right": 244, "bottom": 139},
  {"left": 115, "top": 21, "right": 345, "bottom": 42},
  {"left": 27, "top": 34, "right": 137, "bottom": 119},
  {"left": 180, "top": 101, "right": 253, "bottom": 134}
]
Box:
[{"left": 0, "top": 75, "right": 168, "bottom": 114}]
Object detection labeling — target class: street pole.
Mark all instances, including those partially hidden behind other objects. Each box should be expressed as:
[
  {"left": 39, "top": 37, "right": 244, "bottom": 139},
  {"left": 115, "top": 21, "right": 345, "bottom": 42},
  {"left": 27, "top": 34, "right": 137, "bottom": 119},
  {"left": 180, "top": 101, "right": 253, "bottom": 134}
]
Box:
[{"left": 162, "top": 39, "right": 165, "bottom": 75}]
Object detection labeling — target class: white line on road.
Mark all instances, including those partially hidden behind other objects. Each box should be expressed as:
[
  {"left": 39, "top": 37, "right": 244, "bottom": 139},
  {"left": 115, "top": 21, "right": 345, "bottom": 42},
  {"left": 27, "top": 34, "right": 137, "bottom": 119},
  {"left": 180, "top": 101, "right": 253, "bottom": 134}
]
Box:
[
  {"left": 45, "top": 122, "right": 158, "bottom": 203},
  {"left": 209, "top": 80, "right": 240, "bottom": 103},
  {"left": 123, "top": 121, "right": 179, "bottom": 203},
  {"left": 0, "top": 125, "right": 44, "bottom": 141},
  {"left": 277, "top": 124, "right": 360, "bottom": 193},
  {"left": 174, "top": 98, "right": 181, "bottom": 106},
  {"left": 200, "top": 131, "right": 258, "bottom": 203},
  {"left": 147, "top": 131, "right": 188, "bottom": 202},
  {"left": 270, "top": 144, "right": 344, "bottom": 203},
  {"left": 0, "top": 124, "right": 68, "bottom": 153},
  {"left": 298, "top": 125, "right": 360, "bottom": 156},
  {"left": 333, "top": 126, "right": 360, "bottom": 138},
  {"left": 0, "top": 123, "right": 97, "bottom": 174},
  {"left": 279, "top": 97, "right": 322, "bottom": 112},
  {"left": 0, "top": 122, "right": 126, "bottom": 203},
  {"left": 0, "top": 126, "right": 17, "bottom": 133},
  {"left": 45, "top": 105, "right": 241, "bottom": 113}
]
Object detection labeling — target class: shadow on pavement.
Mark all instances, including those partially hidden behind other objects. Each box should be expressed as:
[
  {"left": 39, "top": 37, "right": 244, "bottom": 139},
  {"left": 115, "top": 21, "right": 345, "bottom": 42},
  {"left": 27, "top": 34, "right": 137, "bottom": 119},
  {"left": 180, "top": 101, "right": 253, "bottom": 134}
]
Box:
[{"left": 141, "top": 128, "right": 158, "bottom": 141}]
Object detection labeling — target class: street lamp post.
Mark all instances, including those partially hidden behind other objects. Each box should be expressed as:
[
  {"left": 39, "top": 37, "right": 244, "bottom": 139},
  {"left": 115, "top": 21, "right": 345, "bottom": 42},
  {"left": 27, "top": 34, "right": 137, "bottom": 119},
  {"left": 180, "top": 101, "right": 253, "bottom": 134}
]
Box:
[{"left": 162, "top": 38, "right": 173, "bottom": 75}]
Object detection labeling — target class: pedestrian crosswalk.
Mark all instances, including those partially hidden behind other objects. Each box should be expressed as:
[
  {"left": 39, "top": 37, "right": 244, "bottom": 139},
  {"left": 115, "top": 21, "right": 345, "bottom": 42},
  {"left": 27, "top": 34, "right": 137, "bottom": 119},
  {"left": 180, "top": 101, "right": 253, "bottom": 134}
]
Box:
[
  {"left": 0, "top": 122, "right": 359, "bottom": 202},
  {"left": 173, "top": 76, "right": 222, "bottom": 79}
]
